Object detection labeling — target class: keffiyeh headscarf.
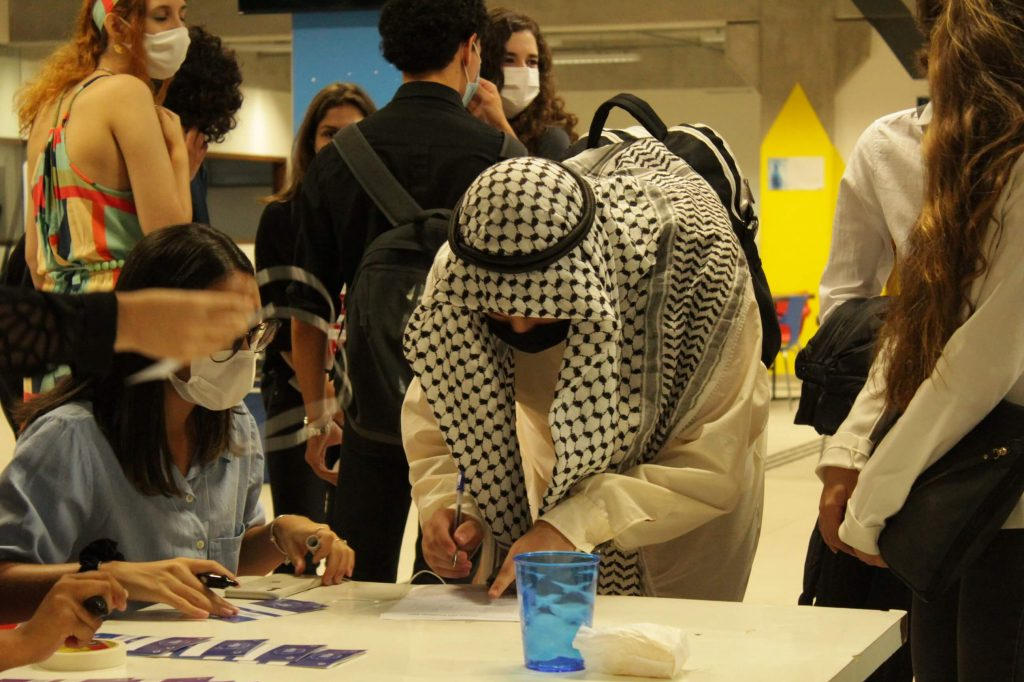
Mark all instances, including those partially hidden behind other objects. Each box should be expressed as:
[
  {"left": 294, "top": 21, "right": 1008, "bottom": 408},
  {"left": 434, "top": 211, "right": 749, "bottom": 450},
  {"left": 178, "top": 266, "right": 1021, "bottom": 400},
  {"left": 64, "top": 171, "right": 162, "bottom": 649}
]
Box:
[{"left": 404, "top": 140, "right": 749, "bottom": 594}]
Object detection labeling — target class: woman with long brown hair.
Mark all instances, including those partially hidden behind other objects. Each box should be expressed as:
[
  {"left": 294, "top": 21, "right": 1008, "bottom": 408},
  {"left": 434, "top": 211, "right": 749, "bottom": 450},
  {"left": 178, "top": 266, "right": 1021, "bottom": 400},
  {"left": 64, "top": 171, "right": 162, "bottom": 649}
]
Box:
[
  {"left": 480, "top": 8, "right": 578, "bottom": 159},
  {"left": 255, "top": 83, "right": 376, "bottom": 555},
  {"left": 820, "top": 0, "right": 1024, "bottom": 677}
]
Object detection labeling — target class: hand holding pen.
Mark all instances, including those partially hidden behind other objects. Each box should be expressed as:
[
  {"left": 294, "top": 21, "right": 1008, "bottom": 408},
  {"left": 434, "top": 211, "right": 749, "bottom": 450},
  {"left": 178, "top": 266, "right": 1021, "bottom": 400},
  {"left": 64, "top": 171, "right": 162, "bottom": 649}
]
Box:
[{"left": 450, "top": 470, "right": 466, "bottom": 568}]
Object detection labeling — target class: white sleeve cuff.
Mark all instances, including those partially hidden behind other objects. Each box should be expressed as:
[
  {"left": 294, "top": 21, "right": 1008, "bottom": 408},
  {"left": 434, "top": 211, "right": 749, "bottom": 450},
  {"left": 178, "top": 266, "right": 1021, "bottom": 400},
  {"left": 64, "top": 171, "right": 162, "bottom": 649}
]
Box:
[
  {"left": 838, "top": 509, "right": 883, "bottom": 555},
  {"left": 538, "top": 493, "right": 615, "bottom": 554},
  {"left": 815, "top": 431, "right": 873, "bottom": 481}
]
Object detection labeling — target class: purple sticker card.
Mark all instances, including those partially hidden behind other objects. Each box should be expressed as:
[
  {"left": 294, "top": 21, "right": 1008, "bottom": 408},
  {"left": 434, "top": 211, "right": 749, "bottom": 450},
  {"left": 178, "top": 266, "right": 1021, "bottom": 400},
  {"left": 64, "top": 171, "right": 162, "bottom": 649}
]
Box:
[
  {"left": 256, "top": 644, "right": 325, "bottom": 665},
  {"left": 252, "top": 598, "right": 325, "bottom": 614},
  {"left": 289, "top": 648, "right": 367, "bottom": 669},
  {"left": 131, "top": 637, "right": 211, "bottom": 657},
  {"left": 194, "top": 639, "right": 269, "bottom": 660}
]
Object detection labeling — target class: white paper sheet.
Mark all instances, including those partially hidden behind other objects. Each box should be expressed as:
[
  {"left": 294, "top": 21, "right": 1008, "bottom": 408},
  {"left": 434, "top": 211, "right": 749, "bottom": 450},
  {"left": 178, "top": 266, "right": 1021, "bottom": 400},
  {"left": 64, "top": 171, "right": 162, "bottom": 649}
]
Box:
[{"left": 380, "top": 584, "right": 520, "bottom": 622}]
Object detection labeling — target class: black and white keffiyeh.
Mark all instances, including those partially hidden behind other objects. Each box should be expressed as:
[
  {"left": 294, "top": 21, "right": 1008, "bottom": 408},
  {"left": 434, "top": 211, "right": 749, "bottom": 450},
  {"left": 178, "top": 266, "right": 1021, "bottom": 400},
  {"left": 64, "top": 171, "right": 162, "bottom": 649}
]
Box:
[{"left": 404, "top": 139, "right": 750, "bottom": 594}]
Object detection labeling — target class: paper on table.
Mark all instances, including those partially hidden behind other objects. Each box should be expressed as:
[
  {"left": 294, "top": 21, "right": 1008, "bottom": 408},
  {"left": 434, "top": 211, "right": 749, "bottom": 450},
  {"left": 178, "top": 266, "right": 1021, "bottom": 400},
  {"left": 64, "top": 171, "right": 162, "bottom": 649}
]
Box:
[{"left": 381, "top": 584, "right": 519, "bottom": 622}]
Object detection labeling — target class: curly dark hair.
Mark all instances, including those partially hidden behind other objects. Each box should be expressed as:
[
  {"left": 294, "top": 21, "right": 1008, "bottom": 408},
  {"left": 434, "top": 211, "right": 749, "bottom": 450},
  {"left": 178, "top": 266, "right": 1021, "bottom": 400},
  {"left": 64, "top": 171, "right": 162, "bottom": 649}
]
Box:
[
  {"left": 163, "top": 25, "right": 243, "bottom": 144},
  {"left": 480, "top": 8, "right": 578, "bottom": 154},
  {"left": 379, "top": 0, "right": 487, "bottom": 74}
]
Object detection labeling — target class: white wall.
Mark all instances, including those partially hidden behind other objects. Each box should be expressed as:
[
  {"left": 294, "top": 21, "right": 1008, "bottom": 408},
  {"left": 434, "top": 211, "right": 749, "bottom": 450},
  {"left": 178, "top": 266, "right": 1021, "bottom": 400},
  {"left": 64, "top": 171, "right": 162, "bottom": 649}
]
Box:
[
  {"left": 834, "top": 30, "right": 929, "bottom": 161},
  {"left": 211, "top": 83, "right": 292, "bottom": 160}
]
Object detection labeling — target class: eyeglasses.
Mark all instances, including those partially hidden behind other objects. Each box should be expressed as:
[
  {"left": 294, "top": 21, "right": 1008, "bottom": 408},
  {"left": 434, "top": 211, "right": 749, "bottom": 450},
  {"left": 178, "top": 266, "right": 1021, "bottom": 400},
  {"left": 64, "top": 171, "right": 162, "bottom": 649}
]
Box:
[{"left": 212, "top": 319, "right": 281, "bottom": 362}]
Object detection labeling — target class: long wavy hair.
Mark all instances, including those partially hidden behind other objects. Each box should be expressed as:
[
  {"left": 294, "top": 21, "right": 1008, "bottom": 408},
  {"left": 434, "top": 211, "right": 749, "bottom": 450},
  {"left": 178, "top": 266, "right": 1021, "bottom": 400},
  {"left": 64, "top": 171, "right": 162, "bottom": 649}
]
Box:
[
  {"left": 17, "top": 224, "right": 254, "bottom": 497},
  {"left": 881, "top": 0, "right": 1024, "bottom": 412},
  {"left": 16, "top": 0, "right": 149, "bottom": 134},
  {"left": 268, "top": 82, "right": 377, "bottom": 203},
  {"left": 481, "top": 8, "right": 578, "bottom": 154},
  {"left": 915, "top": 0, "right": 944, "bottom": 75}
]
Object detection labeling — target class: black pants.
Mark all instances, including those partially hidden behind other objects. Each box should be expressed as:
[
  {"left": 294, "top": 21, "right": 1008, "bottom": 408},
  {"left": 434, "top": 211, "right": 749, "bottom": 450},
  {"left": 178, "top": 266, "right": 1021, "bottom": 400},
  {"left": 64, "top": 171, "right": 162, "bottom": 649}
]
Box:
[
  {"left": 327, "top": 428, "right": 429, "bottom": 583},
  {"left": 910, "top": 529, "right": 1024, "bottom": 682},
  {"left": 799, "top": 525, "right": 913, "bottom": 682},
  {"left": 261, "top": 375, "right": 329, "bottom": 575}
]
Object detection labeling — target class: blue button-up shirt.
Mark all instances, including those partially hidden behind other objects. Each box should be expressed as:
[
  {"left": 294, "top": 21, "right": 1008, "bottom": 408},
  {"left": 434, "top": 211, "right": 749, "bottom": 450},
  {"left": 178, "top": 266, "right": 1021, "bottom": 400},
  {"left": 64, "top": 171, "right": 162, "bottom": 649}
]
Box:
[{"left": 0, "top": 402, "right": 265, "bottom": 573}]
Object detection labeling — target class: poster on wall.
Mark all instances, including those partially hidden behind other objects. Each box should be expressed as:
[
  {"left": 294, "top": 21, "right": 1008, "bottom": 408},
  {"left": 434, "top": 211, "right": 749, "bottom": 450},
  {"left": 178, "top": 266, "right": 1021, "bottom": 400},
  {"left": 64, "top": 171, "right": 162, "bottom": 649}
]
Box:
[{"left": 767, "top": 156, "right": 825, "bottom": 191}]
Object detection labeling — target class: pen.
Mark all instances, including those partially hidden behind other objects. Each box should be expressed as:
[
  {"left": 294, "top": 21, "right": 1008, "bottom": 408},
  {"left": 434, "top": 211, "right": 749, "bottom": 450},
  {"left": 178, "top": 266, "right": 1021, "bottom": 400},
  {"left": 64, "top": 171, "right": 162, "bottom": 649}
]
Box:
[
  {"left": 451, "top": 470, "right": 465, "bottom": 568},
  {"left": 196, "top": 572, "right": 239, "bottom": 589},
  {"left": 82, "top": 595, "right": 109, "bottom": 617}
]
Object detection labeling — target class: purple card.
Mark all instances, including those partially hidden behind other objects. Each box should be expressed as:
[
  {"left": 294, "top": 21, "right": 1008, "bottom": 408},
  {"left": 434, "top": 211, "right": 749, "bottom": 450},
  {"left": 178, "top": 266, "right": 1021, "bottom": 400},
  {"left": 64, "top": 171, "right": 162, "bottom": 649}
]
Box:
[
  {"left": 195, "top": 639, "right": 268, "bottom": 659},
  {"left": 213, "top": 612, "right": 258, "bottom": 623},
  {"left": 131, "top": 637, "right": 210, "bottom": 656},
  {"left": 256, "top": 644, "right": 325, "bottom": 664},
  {"left": 289, "top": 648, "right": 366, "bottom": 669},
  {"left": 253, "top": 598, "right": 325, "bottom": 613}
]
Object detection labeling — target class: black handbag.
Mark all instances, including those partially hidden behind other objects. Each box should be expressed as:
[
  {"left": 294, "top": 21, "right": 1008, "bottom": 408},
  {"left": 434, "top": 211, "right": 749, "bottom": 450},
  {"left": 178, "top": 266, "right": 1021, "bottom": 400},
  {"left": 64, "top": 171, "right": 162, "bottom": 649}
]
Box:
[{"left": 877, "top": 400, "right": 1024, "bottom": 602}]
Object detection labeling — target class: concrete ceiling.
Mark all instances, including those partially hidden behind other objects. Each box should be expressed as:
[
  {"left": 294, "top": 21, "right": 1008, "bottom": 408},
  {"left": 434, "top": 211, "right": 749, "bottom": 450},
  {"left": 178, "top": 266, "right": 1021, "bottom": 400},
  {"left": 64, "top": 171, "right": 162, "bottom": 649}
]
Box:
[{"left": 1, "top": 0, "right": 920, "bottom": 92}]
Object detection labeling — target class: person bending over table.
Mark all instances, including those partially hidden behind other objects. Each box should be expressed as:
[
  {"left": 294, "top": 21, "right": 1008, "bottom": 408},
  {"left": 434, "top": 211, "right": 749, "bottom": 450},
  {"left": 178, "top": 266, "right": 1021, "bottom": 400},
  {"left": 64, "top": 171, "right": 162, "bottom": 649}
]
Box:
[
  {"left": 0, "top": 224, "right": 355, "bottom": 624},
  {"left": 402, "top": 153, "right": 768, "bottom": 599}
]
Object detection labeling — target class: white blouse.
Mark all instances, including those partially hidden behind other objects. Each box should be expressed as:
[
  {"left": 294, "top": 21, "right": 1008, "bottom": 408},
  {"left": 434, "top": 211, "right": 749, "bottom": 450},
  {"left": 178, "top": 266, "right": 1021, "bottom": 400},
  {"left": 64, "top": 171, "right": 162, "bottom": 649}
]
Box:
[{"left": 824, "top": 155, "right": 1024, "bottom": 555}]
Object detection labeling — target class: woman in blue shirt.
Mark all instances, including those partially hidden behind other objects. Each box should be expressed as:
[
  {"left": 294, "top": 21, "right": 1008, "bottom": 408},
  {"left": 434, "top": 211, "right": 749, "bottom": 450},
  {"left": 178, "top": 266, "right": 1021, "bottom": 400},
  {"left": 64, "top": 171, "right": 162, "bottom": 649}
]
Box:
[{"left": 0, "top": 223, "right": 354, "bottom": 623}]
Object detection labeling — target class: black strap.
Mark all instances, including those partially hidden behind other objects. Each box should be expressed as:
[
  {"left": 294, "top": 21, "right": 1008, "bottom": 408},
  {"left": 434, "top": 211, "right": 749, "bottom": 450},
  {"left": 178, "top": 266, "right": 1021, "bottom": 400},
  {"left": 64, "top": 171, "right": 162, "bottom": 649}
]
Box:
[
  {"left": 333, "top": 125, "right": 422, "bottom": 227},
  {"left": 587, "top": 93, "right": 669, "bottom": 148}
]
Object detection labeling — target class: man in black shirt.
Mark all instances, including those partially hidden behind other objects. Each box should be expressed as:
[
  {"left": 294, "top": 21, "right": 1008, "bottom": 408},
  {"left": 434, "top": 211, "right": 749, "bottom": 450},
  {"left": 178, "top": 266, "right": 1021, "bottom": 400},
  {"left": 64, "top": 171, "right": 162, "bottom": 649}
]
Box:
[{"left": 290, "top": 0, "right": 525, "bottom": 583}]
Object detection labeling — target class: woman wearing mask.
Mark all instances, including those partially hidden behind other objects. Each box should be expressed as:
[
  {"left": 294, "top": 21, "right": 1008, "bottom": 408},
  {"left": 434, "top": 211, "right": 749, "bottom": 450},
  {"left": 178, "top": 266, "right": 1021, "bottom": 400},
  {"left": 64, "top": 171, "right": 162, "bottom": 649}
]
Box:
[
  {"left": 18, "top": 0, "right": 195, "bottom": 393},
  {"left": 481, "top": 8, "right": 578, "bottom": 159},
  {"left": 818, "top": 1, "right": 1024, "bottom": 678},
  {"left": 255, "top": 83, "right": 376, "bottom": 557},
  {"left": 0, "top": 224, "right": 355, "bottom": 622}
]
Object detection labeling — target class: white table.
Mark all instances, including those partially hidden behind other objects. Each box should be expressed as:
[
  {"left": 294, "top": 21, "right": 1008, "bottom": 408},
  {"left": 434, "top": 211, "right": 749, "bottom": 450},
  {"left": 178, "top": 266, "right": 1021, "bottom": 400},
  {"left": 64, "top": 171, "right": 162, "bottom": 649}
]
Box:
[{"left": 7, "top": 582, "right": 905, "bottom": 682}]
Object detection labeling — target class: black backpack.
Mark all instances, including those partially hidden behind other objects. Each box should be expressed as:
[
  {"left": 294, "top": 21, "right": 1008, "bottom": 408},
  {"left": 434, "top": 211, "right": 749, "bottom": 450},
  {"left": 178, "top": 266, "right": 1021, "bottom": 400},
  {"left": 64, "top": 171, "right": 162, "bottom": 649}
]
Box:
[
  {"left": 332, "top": 125, "right": 519, "bottom": 445},
  {"left": 794, "top": 296, "right": 889, "bottom": 435},
  {"left": 565, "top": 94, "right": 782, "bottom": 368}
]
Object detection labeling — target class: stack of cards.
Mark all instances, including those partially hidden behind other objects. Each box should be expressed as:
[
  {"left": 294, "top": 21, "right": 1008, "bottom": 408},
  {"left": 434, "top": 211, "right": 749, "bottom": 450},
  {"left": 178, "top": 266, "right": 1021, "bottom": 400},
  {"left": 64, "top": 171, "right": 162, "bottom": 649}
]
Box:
[
  {"left": 96, "top": 634, "right": 365, "bottom": 670},
  {"left": 215, "top": 598, "right": 327, "bottom": 623}
]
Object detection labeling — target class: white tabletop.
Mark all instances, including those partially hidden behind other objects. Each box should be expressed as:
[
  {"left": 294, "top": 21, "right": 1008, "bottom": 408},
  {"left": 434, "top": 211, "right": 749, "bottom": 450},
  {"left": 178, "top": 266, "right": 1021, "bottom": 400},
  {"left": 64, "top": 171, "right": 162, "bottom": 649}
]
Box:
[{"left": 8, "top": 581, "right": 905, "bottom": 682}]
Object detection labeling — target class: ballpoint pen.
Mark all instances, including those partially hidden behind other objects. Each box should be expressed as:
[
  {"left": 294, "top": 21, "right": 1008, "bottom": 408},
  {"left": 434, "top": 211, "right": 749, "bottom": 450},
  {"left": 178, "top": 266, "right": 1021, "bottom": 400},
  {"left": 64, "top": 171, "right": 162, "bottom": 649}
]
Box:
[
  {"left": 450, "top": 469, "right": 465, "bottom": 568},
  {"left": 196, "top": 572, "right": 240, "bottom": 589}
]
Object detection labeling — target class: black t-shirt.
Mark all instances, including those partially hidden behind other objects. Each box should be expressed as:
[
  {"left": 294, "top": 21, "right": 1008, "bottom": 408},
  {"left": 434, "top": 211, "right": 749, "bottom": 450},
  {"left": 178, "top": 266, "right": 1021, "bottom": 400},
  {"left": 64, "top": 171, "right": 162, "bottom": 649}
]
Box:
[
  {"left": 290, "top": 81, "right": 525, "bottom": 320},
  {"left": 254, "top": 199, "right": 295, "bottom": 379}
]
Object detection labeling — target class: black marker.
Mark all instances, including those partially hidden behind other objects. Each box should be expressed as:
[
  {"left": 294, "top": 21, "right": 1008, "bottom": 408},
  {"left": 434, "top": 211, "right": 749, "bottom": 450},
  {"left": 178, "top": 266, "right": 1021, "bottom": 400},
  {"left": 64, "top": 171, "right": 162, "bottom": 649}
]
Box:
[
  {"left": 196, "top": 572, "right": 239, "bottom": 589},
  {"left": 82, "top": 595, "right": 109, "bottom": 617}
]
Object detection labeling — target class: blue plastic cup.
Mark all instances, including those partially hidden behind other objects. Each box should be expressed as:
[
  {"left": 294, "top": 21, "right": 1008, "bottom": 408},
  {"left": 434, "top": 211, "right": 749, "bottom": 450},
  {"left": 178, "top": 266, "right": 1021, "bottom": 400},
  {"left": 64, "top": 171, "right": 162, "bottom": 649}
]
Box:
[{"left": 514, "top": 551, "right": 600, "bottom": 672}]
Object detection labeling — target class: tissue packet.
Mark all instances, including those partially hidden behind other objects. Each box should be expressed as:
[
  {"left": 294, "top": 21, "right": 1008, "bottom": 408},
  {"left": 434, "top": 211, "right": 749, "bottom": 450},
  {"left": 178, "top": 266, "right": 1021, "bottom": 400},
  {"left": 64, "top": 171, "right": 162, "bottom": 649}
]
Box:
[{"left": 573, "top": 623, "right": 688, "bottom": 679}]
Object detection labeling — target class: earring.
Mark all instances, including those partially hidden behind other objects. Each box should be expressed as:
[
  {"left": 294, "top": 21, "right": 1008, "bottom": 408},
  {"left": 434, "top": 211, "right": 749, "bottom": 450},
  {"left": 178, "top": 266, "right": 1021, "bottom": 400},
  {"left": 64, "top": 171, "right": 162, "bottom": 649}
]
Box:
[{"left": 113, "top": 43, "right": 126, "bottom": 55}]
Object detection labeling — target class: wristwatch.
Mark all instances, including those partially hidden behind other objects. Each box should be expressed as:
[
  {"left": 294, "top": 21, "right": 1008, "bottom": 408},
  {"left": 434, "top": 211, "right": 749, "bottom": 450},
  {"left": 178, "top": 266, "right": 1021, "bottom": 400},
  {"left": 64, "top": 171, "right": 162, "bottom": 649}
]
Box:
[{"left": 303, "top": 415, "right": 332, "bottom": 438}]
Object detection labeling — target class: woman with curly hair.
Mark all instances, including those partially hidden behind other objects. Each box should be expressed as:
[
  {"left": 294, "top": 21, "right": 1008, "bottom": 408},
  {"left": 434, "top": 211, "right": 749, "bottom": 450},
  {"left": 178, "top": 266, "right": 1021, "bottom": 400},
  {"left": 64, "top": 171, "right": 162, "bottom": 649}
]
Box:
[
  {"left": 481, "top": 8, "right": 578, "bottom": 159},
  {"left": 163, "top": 24, "right": 244, "bottom": 223},
  {"left": 255, "top": 83, "right": 377, "bottom": 553},
  {"left": 819, "top": 0, "right": 1024, "bottom": 678},
  {"left": 18, "top": 0, "right": 193, "bottom": 394}
]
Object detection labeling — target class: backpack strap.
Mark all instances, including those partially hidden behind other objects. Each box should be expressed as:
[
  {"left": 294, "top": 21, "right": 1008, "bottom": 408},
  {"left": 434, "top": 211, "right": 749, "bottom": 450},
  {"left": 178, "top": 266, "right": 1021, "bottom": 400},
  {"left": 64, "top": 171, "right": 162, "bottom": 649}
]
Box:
[
  {"left": 587, "top": 93, "right": 669, "bottom": 148},
  {"left": 333, "top": 124, "right": 422, "bottom": 227}
]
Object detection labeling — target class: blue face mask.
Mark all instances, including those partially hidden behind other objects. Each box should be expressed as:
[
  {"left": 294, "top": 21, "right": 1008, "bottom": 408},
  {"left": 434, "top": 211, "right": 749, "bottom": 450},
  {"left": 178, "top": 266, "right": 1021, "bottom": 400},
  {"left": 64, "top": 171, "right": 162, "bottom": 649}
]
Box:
[{"left": 462, "top": 41, "right": 480, "bottom": 108}]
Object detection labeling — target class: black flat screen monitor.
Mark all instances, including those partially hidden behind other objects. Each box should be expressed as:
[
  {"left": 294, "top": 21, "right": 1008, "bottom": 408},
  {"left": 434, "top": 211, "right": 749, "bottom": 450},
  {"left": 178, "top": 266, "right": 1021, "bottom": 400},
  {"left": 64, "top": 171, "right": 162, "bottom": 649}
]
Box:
[{"left": 239, "top": 0, "right": 384, "bottom": 13}]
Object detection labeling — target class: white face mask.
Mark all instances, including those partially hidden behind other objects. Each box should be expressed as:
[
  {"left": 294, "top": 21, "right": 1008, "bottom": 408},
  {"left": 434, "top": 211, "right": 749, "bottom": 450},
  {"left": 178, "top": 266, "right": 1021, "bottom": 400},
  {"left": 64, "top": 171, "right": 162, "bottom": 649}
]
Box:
[
  {"left": 462, "top": 41, "right": 481, "bottom": 108},
  {"left": 144, "top": 26, "right": 190, "bottom": 80},
  {"left": 168, "top": 350, "right": 256, "bottom": 411},
  {"left": 501, "top": 66, "right": 540, "bottom": 118}
]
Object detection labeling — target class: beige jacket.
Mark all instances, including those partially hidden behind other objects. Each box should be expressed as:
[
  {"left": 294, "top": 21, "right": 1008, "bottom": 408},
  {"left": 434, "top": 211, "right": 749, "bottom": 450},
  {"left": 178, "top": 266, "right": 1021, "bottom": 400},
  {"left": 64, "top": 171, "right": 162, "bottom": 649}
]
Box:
[{"left": 402, "top": 291, "right": 769, "bottom": 600}]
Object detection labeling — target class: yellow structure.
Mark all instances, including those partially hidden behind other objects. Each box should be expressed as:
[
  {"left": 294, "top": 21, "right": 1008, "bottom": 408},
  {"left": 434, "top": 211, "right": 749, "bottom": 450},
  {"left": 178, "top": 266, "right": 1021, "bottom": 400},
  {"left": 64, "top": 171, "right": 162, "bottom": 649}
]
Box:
[{"left": 759, "top": 84, "right": 845, "bottom": 351}]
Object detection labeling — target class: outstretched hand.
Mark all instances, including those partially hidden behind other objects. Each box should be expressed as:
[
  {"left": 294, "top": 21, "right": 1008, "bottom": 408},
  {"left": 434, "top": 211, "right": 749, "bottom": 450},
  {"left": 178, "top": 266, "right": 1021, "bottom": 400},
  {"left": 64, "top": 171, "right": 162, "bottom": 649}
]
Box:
[
  {"left": 488, "top": 521, "right": 574, "bottom": 599},
  {"left": 14, "top": 572, "right": 129, "bottom": 665}
]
